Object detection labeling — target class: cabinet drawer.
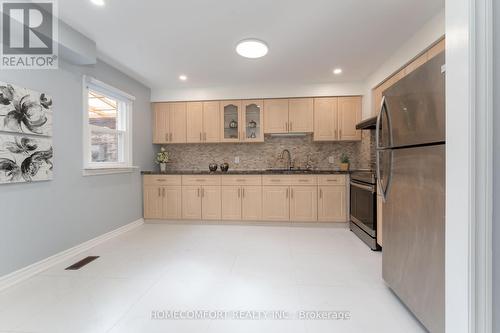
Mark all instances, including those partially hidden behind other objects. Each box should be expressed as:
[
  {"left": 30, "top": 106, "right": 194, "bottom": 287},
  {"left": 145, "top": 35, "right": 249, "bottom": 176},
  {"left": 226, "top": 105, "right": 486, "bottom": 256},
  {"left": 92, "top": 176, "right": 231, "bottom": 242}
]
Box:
[
  {"left": 289, "top": 175, "right": 318, "bottom": 186},
  {"left": 318, "top": 175, "right": 346, "bottom": 186},
  {"left": 262, "top": 175, "right": 292, "bottom": 185},
  {"left": 221, "top": 175, "right": 262, "bottom": 186},
  {"left": 182, "top": 175, "right": 221, "bottom": 186},
  {"left": 143, "top": 175, "right": 181, "bottom": 186}
]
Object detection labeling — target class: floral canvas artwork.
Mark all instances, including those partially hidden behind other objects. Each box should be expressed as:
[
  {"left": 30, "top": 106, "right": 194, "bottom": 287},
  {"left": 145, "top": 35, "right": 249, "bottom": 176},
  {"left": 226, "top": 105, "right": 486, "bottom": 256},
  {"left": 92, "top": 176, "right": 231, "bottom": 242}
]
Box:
[
  {"left": 0, "top": 82, "right": 53, "bottom": 136},
  {"left": 0, "top": 134, "right": 53, "bottom": 183}
]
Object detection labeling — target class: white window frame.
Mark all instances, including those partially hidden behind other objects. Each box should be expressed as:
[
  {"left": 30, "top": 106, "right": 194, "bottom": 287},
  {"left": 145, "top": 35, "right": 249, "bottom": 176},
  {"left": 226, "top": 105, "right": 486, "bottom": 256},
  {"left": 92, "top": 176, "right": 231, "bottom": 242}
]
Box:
[{"left": 82, "top": 76, "right": 136, "bottom": 176}]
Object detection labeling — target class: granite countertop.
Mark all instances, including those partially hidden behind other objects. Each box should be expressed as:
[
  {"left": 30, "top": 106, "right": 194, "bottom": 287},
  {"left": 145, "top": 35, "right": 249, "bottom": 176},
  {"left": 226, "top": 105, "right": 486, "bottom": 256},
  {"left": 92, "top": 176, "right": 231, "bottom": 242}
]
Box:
[{"left": 141, "top": 169, "right": 354, "bottom": 175}]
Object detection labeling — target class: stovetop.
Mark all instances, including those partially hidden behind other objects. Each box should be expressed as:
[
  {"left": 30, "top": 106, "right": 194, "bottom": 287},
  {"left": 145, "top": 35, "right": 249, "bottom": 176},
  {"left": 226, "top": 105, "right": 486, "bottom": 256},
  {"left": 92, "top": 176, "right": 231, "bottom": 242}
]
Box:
[{"left": 350, "top": 170, "right": 376, "bottom": 185}]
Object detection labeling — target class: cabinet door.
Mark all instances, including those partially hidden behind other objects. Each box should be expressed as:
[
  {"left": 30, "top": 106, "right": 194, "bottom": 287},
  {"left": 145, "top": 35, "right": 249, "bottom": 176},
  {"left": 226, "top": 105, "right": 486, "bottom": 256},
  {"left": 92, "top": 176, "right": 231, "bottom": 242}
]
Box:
[
  {"left": 153, "top": 103, "right": 169, "bottom": 143},
  {"left": 313, "top": 97, "right": 338, "bottom": 141},
  {"left": 186, "top": 102, "right": 203, "bottom": 143},
  {"left": 169, "top": 102, "right": 187, "bottom": 143},
  {"left": 289, "top": 98, "right": 313, "bottom": 133},
  {"left": 163, "top": 186, "right": 182, "bottom": 219},
  {"left": 221, "top": 100, "right": 242, "bottom": 142},
  {"left": 221, "top": 186, "right": 242, "bottom": 220},
  {"left": 404, "top": 52, "right": 428, "bottom": 76},
  {"left": 203, "top": 101, "right": 220, "bottom": 143},
  {"left": 318, "top": 186, "right": 346, "bottom": 222},
  {"left": 338, "top": 97, "right": 361, "bottom": 141},
  {"left": 242, "top": 100, "right": 264, "bottom": 142},
  {"left": 241, "top": 186, "right": 262, "bottom": 221},
  {"left": 290, "top": 186, "right": 318, "bottom": 221},
  {"left": 262, "top": 186, "right": 290, "bottom": 221},
  {"left": 144, "top": 186, "right": 163, "bottom": 219},
  {"left": 182, "top": 186, "right": 202, "bottom": 219},
  {"left": 264, "top": 99, "right": 289, "bottom": 134},
  {"left": 201, "top": 186, "right": 221, "bottom": 220}
]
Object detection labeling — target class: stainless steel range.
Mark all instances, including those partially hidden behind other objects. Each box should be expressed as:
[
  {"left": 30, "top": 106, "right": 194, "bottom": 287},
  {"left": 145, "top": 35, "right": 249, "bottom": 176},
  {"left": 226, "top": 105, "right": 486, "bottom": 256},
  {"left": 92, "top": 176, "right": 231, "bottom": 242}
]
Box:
[{"left": 349, "top": 170, "right": 379, "bottom": 250}]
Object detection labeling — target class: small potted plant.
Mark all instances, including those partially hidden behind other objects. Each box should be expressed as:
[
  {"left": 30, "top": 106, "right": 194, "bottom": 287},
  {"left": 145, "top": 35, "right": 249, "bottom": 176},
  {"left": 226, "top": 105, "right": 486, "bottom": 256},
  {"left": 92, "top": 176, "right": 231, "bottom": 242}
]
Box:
[
  {"left": 155, "top": 147, "right": 169, "bottom": 173},
  {"left": 340, "top": 153, "right": 350, "bottom": 171}
]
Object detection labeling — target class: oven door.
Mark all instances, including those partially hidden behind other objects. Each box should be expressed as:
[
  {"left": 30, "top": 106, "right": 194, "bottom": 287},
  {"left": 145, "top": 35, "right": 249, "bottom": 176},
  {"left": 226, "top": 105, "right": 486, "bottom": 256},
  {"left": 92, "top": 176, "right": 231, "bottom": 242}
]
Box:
[{"left": 350, "top": 180, "right": 377, "bottom": 237}]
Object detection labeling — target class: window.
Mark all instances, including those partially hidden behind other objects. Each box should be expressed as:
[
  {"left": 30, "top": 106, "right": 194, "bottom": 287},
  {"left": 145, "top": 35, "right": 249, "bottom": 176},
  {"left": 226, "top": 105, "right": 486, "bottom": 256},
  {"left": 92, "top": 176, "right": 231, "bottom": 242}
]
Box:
[{"left": 83, "top": 77, "right": 135, "bottom": 174}]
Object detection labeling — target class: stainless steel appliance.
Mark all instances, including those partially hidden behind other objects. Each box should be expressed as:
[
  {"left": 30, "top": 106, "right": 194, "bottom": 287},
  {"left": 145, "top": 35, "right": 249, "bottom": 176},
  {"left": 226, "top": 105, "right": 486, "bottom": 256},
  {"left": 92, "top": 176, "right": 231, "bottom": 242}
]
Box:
[
  {"left": 349, "top": 170, "right": 379, "bottom": 250},
  {"left": 377, "top": 52, "right": 445, "bottom": 333}
]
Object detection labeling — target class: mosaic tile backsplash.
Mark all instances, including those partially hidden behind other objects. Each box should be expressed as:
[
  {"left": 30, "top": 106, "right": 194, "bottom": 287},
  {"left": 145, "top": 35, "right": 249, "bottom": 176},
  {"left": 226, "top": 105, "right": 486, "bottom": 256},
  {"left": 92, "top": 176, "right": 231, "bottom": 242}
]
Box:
[{"left": 155, "top": 132, "right": 375, "bottom": 171}]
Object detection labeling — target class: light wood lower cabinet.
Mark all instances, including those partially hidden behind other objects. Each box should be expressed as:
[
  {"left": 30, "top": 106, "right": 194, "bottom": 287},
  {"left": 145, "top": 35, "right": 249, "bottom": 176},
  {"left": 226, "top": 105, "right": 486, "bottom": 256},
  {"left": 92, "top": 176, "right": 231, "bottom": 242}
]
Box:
[
  {"left": 145, "top": 175, "right": 347, "bottom": 222},
  {"left": 290, "top": 186, "right": 318, "bottom": 221},
  {"left": 318, "top": 185, "right": 346, "bottom": 222},
  {"left": 262, "top": 186, "right": 290, "bottom": 221},
  {"left": 144, "top": 185, "right": 182, "bottom": 219}
]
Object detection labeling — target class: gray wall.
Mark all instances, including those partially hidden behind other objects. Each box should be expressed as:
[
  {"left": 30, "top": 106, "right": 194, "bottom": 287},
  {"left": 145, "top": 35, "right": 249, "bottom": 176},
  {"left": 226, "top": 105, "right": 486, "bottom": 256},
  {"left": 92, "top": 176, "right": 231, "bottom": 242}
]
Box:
[
  {"left": 494, "top": 1, "right": 499, "bottom": 331},
  {"left": 0, "top": 60, "right": 153, "bottom": 276}
]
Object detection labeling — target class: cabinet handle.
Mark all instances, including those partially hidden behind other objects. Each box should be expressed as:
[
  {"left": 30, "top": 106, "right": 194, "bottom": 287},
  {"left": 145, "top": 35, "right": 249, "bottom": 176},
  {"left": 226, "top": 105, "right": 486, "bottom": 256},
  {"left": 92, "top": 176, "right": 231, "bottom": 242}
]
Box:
[
  {"left": 291, "top": 188, "right": 294, "bottom": 199},
  {"left": 200, "top": 132, "right": 202, "bottom": 141},
  {"left": 242, "top": 188, "right": 245, "bottom": 198},
  {"left": 238, "top": 188, "right": 240, "bottom": 198},
  {"left": 286, "top": 188, "right": 289, "bottom": 198},
  {"left": 320, "top": 189, "right": 323, "bottom": 199},
  {"left": 285, "top": 122, "right": 289, "bottom": 132},
  {"left": 162, "top": 188, "right": 165, "bottom": 197},
  {"left": 197, "top": 188, "right": 200, "bottom": 197},
  {"left": 335, "top": 129, "right": 338, "bottom": 139},
  {"left": 202, "top": 188, "right": 205, "bottom": 197},
  {"left": 169, "top": 133, "right": 173, "bottom": 141},
  {"left": 339, "top": 129, "right": 342, "bottom": 139},
  {"left": 158, "top": 188, "right": 161, "bottom": 197},
  {"left": 165, "top": 133, "right": 169, "bottom": 142}
]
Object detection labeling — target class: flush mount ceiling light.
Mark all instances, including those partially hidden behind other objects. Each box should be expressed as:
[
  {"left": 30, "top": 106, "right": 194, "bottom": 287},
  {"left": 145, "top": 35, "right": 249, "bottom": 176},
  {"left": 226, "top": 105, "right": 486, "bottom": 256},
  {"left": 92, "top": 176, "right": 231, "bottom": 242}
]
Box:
[
  {"left": 179, "top": 75, "right": 188, "bottom": 81},
  {"left": 90, "top": 0, "right": 105, "bottom": 6},
  {"left": 333, "top": 68, "right": 343, "bottom": 75},
  {"left": 236, "top": 39, "right": 269, "bottom": 59}
]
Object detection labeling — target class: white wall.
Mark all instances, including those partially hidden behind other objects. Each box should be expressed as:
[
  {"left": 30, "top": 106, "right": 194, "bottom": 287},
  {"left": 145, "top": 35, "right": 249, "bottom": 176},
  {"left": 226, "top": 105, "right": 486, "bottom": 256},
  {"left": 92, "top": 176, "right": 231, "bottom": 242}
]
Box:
[
  {"left": 361, "top": 9, "right": 445, "bottom": 119},
  {"left": 151, "top": 82, "right": 365, "bottom": 102}
]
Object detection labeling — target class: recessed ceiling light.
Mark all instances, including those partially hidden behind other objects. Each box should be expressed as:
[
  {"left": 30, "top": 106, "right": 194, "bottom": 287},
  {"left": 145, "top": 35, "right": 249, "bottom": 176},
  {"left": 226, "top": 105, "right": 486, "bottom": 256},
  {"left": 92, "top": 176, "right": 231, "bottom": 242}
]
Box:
[
  {"left": 333, "top": 68, "right": 343, "bottom": 75},
  {"left": 90, "top": 0, "right": 105, "bottom": 6},
  {"left": 179, "top": 75, "right": 187, "bottom": 81},
  {"left": 236, "top": 39, "right": 269, "bottom": 59}
]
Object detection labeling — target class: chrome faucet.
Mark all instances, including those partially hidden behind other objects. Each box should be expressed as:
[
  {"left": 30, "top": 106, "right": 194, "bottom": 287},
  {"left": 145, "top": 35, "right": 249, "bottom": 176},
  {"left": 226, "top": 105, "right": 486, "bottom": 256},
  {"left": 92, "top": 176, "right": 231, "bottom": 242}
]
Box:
[{"left": 279, "top": 149, "right": 292, "bottom": 170}]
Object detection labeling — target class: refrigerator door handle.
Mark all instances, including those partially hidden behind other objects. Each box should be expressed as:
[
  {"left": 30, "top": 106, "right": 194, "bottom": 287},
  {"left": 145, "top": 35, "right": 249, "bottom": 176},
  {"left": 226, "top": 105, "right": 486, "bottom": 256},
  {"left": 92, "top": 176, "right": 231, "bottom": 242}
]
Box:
[
  {"left": 377, "top": 150, "right": 394, "bottom": 203},
  {"left": 375, "top": 96, "right": 393, "bottom": 150}
]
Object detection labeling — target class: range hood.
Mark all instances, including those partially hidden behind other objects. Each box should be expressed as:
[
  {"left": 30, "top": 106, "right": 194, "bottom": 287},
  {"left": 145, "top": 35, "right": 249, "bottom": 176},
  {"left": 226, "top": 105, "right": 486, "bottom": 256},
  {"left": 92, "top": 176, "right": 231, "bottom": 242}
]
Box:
[{"left": 356, "top": 116, "right": 377, "bottom": 130}]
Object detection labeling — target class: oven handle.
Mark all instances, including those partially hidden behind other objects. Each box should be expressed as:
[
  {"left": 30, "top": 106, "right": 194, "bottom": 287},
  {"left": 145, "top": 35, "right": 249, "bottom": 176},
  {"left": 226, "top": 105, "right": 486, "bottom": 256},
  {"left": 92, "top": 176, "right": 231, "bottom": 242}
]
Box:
[{"left": 350, "top": 182, "right": 375, "bottom": 193}]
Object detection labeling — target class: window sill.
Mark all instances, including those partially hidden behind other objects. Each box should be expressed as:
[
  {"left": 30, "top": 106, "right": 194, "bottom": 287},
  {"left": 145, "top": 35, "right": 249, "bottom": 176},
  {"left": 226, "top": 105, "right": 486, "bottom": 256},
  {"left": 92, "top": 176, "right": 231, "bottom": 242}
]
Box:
[{"left": 83, "top": 166, "right": 139, "bottom": 177}]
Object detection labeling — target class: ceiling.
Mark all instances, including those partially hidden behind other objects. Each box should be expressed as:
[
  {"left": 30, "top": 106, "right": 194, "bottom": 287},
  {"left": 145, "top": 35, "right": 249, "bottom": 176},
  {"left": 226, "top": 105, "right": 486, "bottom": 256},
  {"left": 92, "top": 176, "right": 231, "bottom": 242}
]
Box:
[{"left": 59, "top": 0, "right": 444, "bottom": 91}]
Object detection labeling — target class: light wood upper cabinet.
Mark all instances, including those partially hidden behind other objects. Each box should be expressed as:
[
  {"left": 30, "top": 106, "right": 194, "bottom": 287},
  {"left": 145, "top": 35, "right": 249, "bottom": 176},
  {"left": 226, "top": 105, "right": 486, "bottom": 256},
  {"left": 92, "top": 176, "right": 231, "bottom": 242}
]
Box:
[
  {"left": 318, "top": 185, "right": 346, "bottom": 222},
  {"left": 404, "top": 52, "right": 428, "bottom": 76},
  {"left": 427, "top": 39, "right": 445, "bottom": 60},
  {"left": 182, "top": 186, "right": 202, "bottom": 220},
  {"left": 241, "top": 186, "right": 262, "bottom": 221},
  {"left": 242, "top": 100, "right": 264, "bottom": 142},
  {"left": 153, "top": 103, "right": 170, "bottom": 144},
  {"left": 203, "top": 101, "right": 220, "bottom": 143},
  {"left": 163, "top": 186, "right": 182, "bottom": 219},
  {"left": 289, "top": 98, "right": 313, "bottom": 133},
  {"left": 262, "top": 186, "right": 290, "bottom": 221},
  {"left": 313, "top": 97, "right": 338, "bottom": 141},
  {"left": 338, "top": 97, "right": 362, "bottom": 141},
  {"left": 201, "top": 186, "right": 221, "bottom": 220},
  {"left": 264, "top": 99, "right": 289, "bottom": 134},
  {"left": 221, "top": 186, "right": 242, "bottom": 220},
  {"left": 144, "top": 186, "right": 163, "bottom": 219},
  {"left": 186, "top": 102, "right": 203, "bottom": 143},
  {"left": 168, "top": 102, "right": 187, "bottom": 143},
  {"left": 290, "top": 186, "right": 317, "bottom": 221},
  {"left": 220, "top": 100, "right": 242, "bottom": 142}
]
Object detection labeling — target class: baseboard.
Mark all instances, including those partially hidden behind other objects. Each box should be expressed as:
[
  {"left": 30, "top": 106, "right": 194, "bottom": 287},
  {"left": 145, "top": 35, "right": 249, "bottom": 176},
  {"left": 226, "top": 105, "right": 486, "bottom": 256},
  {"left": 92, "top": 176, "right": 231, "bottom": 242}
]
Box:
[{"left": 0, "top": 218, "right": 144, "bottom": 292}]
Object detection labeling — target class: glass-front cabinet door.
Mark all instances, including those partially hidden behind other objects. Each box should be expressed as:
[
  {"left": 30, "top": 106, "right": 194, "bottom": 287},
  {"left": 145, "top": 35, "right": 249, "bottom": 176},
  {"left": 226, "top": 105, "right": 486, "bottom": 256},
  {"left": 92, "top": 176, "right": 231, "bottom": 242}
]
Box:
[
  {"left": 220, "top": 100, "right": 242, "bottom": 142},
  {"left": 242, "top": 100, "right": 264, "bottom": 142}
]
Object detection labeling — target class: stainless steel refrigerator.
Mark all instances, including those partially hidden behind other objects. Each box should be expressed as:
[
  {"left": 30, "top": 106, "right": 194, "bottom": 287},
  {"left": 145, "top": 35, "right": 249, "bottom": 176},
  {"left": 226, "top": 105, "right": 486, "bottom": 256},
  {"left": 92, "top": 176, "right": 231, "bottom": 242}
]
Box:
[{"left": 376, "top": 52, "right": 445, "bottom": 333}]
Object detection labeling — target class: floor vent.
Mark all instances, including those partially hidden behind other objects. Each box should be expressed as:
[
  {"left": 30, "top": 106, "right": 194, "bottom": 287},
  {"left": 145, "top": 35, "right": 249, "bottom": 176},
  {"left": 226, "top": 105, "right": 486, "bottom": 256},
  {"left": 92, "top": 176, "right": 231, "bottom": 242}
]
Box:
[{"left": 65, "top": 256, "right": 100, "bottom": 270}]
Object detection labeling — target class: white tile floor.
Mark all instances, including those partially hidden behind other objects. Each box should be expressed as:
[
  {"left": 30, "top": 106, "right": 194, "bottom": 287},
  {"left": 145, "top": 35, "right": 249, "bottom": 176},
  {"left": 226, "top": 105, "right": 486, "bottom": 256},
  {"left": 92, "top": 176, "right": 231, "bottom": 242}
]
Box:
[{"left": 0, "top": 223, "right": 426, "bottom": 333}]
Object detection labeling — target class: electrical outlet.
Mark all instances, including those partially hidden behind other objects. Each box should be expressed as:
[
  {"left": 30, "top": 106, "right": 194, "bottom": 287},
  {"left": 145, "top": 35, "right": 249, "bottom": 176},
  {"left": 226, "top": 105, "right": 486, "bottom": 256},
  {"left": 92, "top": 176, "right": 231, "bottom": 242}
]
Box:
[
  {"left": 328, "top": 156, "right": 335, "bottom": 164},
  {"left": 234, "top": 156, "right": 240, "bottom": 164}
]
